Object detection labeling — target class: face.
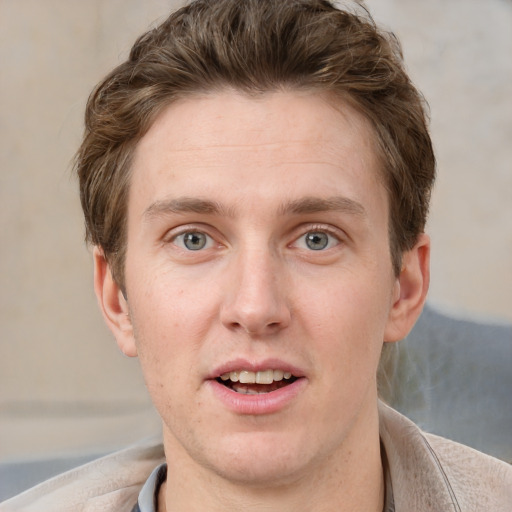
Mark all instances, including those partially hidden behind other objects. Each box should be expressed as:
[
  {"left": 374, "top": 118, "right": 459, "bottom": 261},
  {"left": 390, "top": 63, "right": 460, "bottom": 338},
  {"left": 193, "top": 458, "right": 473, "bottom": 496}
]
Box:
[{"left": 98, "top": 90, "right": 426, "bottom": 487}]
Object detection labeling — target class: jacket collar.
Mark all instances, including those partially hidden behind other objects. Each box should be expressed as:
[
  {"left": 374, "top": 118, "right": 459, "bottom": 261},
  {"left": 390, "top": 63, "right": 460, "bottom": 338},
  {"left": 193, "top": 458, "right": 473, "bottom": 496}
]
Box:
[{"left": 379, "top": 401, "right": 461, "bottom": 511}]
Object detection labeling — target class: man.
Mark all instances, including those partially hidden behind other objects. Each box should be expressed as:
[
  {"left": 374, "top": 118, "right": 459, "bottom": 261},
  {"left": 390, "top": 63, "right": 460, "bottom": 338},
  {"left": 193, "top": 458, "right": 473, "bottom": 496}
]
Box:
[{"left": 2, "top": 0, "right": 510, "bottom": 511}]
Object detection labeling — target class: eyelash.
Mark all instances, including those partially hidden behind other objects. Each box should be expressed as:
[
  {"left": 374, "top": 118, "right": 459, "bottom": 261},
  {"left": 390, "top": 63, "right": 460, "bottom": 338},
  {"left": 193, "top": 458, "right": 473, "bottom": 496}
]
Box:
[
  {"left": 291, "top": 225, "right": 342, "bottom": 251},
  {"left": 166, "top": 227, "right": 216, "bottom": 251}
]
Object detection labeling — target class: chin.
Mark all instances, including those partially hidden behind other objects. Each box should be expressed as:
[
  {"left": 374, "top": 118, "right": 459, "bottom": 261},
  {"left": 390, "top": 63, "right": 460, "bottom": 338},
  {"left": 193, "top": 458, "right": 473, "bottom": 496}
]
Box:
[
  {"left": 214, "top": 458, "right": 306, "bottom": 488},
  {"left": 204, "top": 431, "right": 316, "bottom": 487}
]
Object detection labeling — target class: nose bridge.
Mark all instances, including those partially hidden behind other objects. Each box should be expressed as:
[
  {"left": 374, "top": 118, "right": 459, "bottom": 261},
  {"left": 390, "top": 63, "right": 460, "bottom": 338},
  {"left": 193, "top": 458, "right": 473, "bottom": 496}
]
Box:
[{"left": 221, "top": 240, "right": 290, "bottom": 335}]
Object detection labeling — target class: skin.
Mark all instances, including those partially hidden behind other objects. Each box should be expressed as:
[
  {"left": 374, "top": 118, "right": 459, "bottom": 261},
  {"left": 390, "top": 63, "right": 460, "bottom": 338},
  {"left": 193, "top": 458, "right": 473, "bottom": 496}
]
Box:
[{"left": 94, "top": 90, "right": 429, "bottom": 512}]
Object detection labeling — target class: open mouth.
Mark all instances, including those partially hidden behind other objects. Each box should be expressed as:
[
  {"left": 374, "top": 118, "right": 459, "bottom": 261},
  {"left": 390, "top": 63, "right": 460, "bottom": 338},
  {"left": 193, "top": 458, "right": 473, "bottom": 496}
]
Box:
[{"left": 216, "top": 369, "right": 298, "bottom": 395}]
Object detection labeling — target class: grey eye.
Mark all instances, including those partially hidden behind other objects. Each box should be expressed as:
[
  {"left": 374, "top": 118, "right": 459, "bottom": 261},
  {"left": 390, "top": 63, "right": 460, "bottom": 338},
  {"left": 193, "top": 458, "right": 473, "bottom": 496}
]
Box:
[
  {"left": 305, "top": 232, "right": 329, "bottom": 250},
  {"left": 183, "top": 232, "right": 208, "bottom": 250}
]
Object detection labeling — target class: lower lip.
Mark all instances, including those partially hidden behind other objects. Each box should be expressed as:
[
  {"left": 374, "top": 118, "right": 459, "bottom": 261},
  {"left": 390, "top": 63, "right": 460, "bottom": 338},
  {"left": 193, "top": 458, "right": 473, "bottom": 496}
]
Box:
[{"left": 208, "top": 378, "right": 306, "bottom": 415}]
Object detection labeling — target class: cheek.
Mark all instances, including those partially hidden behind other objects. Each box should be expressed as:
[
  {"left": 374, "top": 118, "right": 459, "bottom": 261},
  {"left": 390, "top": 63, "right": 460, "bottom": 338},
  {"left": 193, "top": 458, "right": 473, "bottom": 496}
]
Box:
[
  {"left": 127, "top": 272, "right": 221, "bottom": 385},
  {"left": 300, "top": 271, "right": 393, "bottom": 359},
  {"left": 130, "top": 268, "right": 218, "bottom": 336}
]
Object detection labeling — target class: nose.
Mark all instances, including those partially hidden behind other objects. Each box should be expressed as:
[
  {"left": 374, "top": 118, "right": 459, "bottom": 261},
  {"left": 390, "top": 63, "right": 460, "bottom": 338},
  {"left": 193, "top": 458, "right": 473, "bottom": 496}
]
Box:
[{"left": 220, "top": 247, "right": 291, "bottom": 336}]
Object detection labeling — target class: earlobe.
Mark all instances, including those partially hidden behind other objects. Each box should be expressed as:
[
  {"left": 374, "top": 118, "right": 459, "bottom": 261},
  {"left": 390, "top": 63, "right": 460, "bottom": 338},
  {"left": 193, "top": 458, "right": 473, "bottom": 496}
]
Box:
[
  {"left": 384, "top": 233, "right": 430, "bottom": 342},
  {"left": 93, "top": 247, "right": 138, "bottom": 357}
]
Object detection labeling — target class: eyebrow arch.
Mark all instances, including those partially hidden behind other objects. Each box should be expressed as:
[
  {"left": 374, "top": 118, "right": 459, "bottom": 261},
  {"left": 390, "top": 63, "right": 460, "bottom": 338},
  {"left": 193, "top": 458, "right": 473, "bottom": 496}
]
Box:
[
  {"left": 279, "top": 196, "right": 366, "bottom": 217},
  {"left": 143, "top": 197, "right": 234, "bottom": 220}
]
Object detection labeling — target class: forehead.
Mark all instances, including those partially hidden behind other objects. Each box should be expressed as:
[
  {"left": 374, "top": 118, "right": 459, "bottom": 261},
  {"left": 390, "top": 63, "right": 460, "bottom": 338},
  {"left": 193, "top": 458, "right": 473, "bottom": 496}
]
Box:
[
  {"left": 139, "top": 90, "right": 376, "bottom": 149},
  {"left": 129, "top": 90, "right": 385, "bottom": 215}
]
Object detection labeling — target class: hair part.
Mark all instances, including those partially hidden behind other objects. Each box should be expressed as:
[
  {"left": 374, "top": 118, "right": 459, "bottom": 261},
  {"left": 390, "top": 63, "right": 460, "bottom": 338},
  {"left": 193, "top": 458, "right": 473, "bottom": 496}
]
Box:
[{"left": 76, "top": 0, "right": 436, "bottom": 288}]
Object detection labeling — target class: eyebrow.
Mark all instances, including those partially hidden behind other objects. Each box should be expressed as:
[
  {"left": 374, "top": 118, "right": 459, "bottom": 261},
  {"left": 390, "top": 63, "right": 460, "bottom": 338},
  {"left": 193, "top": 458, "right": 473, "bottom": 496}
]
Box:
[
  {"left": 143, "top": 197, "right": 234, "bottom": 220},
  {"left": 143, "top": 195, "right": 366, "bottom": 221},
  {"left": 278, "top": 196, "right": 366, "bottom": 217}
]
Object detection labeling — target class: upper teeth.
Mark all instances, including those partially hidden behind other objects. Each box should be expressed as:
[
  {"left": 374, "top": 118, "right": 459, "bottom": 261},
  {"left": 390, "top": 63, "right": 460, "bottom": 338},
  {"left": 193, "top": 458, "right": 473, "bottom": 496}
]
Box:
[{"left": 220, "top": 369, "right": 293, "bottom": 384}]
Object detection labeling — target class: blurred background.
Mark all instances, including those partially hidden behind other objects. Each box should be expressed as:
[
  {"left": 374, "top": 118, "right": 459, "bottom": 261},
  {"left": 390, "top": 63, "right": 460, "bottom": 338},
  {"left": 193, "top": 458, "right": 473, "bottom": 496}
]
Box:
[{"left": 1, "top": 0, "right": 511, "bottom": 478}]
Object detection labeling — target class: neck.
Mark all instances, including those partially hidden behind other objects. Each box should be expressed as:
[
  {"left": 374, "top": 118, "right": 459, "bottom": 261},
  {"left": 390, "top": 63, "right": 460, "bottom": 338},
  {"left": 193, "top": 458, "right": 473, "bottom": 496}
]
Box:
[{"left": 159, "top": 402, "right": 384, "bottom": 512}]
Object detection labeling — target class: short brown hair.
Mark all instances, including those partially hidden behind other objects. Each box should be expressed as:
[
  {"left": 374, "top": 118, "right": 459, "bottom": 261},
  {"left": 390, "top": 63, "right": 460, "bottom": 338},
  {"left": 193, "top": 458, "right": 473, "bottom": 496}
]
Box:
[{"left": 76, "top": 0, "right": 435, "bottom": 287}]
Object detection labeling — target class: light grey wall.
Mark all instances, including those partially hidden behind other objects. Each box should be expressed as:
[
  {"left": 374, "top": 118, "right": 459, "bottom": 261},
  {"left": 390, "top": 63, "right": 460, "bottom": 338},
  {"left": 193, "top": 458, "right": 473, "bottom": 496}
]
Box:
[
  {"left": 1, "top": 0, "right": 511, "bottom": 460},
  {"left": 369, "top": 0, "right": 512, "bottom": 322}
]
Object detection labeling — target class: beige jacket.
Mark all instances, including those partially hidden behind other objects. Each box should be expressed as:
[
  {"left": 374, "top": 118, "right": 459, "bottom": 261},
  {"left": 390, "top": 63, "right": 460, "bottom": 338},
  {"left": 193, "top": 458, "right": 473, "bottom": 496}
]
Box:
[{"left": 2, "top": 403, "right": 511, "bottom": 511}]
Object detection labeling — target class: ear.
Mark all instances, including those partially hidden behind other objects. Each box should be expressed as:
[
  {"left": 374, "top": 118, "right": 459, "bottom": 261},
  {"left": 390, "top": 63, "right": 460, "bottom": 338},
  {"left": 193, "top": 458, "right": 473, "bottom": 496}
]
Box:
[
  {"left": 384, "top": 233, "right": 430, "bottom": 342},
  {"left": 93, "top": 246, "right": 137, "bottom": 357}
]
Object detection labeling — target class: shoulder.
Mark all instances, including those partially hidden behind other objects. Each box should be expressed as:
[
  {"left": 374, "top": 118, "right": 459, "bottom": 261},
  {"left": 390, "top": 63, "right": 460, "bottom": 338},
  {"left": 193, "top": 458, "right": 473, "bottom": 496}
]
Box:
[
  {"left": 379, "top": 401, "right": 512, "bottom": 511},
  {"left": 0, "top": 437, "right": 165, "bottom": 512},
  {"left": 423, "top": 432, "right": 512, "bottom": 510}
]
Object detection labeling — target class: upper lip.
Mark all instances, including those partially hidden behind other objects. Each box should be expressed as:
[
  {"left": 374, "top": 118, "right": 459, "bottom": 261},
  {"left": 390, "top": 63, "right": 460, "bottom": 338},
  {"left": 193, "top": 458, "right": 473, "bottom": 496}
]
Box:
[{"left": 208, "top": 358, "right": 306, "bottom": 380}]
